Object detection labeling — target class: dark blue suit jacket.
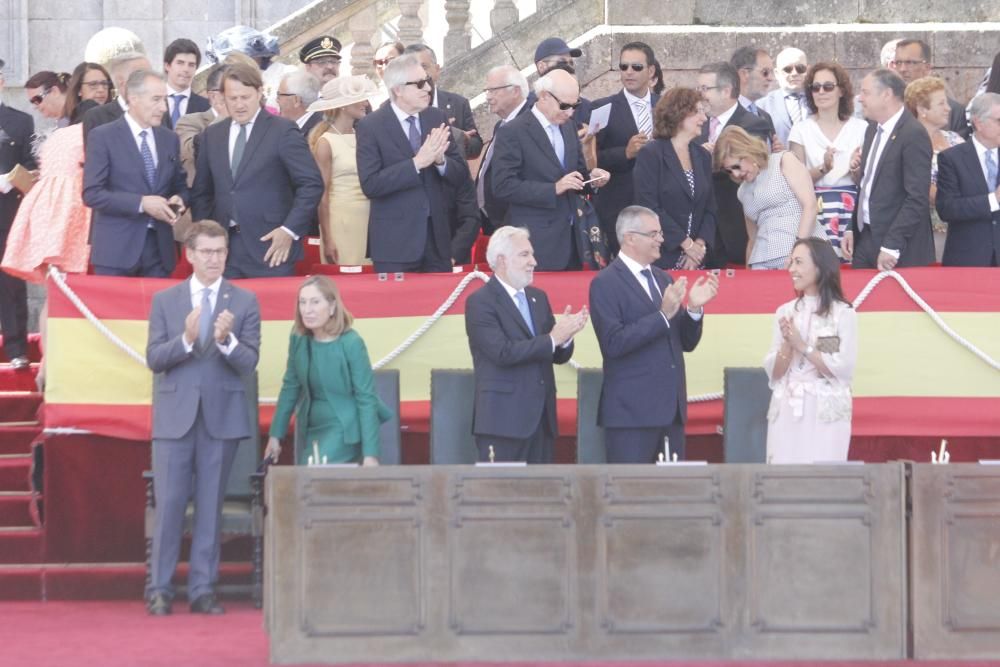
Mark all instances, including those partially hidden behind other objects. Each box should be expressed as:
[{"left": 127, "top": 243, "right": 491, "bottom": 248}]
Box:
[
  {"left": 191, "top": 111, "right": 324, "bottom": 276},
  {"left": 592, "top": 90, "right": 659, "bottom": 246},
  {"left": 0, "top": 104, "right": 36, "bottom": 232},
  {"left": 589, "top": 258, "right": 702, "bottom": 429},
  {"left": 634, "top": 138, "right": 717, "bottom": 268},
  {"left": 491, "top": 110, "right": 590, "bottom": 271},
  {"left": 936, "top": 140, "right": 1000, "bottom": 266},
  {"left": 465, "top": 275, "right": 573, "bottom": 439},
  {"left": 356, "top": 103, "right": 468, "bottom": 266},
  {"left": 83, "top": 117, "right": 187, "bottom": 272}
]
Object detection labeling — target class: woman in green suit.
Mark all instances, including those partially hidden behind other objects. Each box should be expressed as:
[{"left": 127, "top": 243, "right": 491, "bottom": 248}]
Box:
[{"left": 265, "top": 276, "right": 391, "bottom": 465}]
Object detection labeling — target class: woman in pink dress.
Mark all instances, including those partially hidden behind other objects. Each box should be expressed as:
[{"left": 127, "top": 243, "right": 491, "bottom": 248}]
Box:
[
  {"left": 763, "top": 237, "right": 858, "bottom": 463},
  {"left": 2, "top": 70, "right": 91, "bottom": 282}
]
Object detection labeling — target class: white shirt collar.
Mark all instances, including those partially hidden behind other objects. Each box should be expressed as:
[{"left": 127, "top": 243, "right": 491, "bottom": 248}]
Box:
[
  {"left": 617, "top": 249, "right": 651, "bottom": 276},
  {"left": 390, "top": 101, "right": 418, "bottom": 124},
  {"left": 231, "top": 108, "right": 261, "bottom": 130},
  {"left": 116, "top": 96, "right": 129, "bottom": 112},
  {"left": 878, "top": 105, "right": 905, "bottom": 137},
  {"left": 493, "top": 274, "right": 522, "bottom": 299},
  {"left": 166, "top": 85, "right": 192, "bottom": 98},
  {"left": 971, "top": 133, "right": 997, "bottom": 161},
  {"left": 296, "top": 111, "right": 314, "bottom": 129},
  {"left": 623, "top": 88, "right": 651, "bottom": 107},
  {"left": 713, "top": 101, "right": 739, "bottom": 129},
  {"left": 531, "top": 105, "right": 557, "bottom": 132},
  {"left": 190, "top": 275, "right": 223, "bottom": 296},
  {"left": 123, "top": 110, "right": 151, "bottom": 136},
  {"left": 503, "top": 99, "right": 527, "bottom": 123}
]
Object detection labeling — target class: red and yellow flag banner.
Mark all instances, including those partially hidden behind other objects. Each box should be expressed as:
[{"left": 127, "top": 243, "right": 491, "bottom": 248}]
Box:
[{"left": 44, "top": 269, "right": 999, "bottom": 442}]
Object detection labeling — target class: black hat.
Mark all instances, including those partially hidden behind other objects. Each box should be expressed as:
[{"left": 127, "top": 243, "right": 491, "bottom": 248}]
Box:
[
  {"left": 300, "top": 36, "right": 342, "bottom": 63},
  {"left": 534, "top": 37, "right": 582, "bottom": 63}
]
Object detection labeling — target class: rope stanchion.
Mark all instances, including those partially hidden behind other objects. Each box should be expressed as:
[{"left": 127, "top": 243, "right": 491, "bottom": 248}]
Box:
[{"left": 48, "top": 267, "right": 148, "bottom": 367}]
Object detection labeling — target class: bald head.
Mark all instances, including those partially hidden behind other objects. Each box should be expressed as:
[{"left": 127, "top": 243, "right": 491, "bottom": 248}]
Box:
[
  {"left": 775, "top": 47, "right": 807, "bottom": 93},
  {"left": 533, "top": 69, "right": 580, "bottom": 124}
]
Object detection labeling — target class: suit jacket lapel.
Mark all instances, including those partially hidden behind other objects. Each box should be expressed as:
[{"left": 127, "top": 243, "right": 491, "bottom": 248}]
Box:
[
  {"left": 612, "top": 258, "right": 656, "bottom": 310},
  {"left": 663, "top": 141, "right": 692, "bottom": 200},
  {"left": 960, "top": 140, "right": 990, "bottom": 191},
  {"left": 118, "top": 119, "right": 149, "bottom": 191},
  {"left": 234, "top": 113, "right": 270, "bottom": 183},
  {"left": 561, "top": 122, "right": 578, "bottom": 171},
  {"left": 614, "top": 92, "right": 639, "bottom": 136},
  {"left": 489, "top": 276, "right": 533, "bottom": 338},
  {"left": 527, "top": 114, "right": 564, "bottom": 171},
  {"left": 385, "top": 106, "right": 416, "bottom": 157},
  {"left": 152, "top": 127, "right": 171, "bottom": 189},
  {"left": 869, "top": 113, "right": 907, "bottom": 191}
]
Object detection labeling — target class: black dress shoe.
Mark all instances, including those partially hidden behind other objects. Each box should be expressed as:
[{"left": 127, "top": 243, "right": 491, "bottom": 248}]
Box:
[
  {"left": 189, "top": 593, "right": 225, "bottom": 615},
  {"left": 147, "top": 593, "right": 172, "bottom": 616}
]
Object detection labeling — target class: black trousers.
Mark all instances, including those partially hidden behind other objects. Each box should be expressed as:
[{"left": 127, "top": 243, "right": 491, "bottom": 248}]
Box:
[
  {"left": 604, "top": 417, "right": 687, "bottom": 464},
  {"left": 475, "top": 411, "right": 555, "bottom": 464},
  {"left": 0, "top": 225, "right": 27, "bottom": 359},
  {"left": 374, "top": 217, "right": 450, "bottom": 274},
  {"left": 93, "top": 228, "right": 171, "bottom": 278}
]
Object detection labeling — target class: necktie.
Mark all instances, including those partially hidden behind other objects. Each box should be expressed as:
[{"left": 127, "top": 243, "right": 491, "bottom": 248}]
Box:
[
  {"left": 138, "top": 130, "right": 156, "bottom": 188},
  {"left": 514, "top": 291, "right": 535, "bottom": 335},
  {"left": 986, "top": 149, "right": 998, "bottom": 190},
  {"left": 748, "top": 100, "right": 760, "bottom": 116},
  {"left": 477, "top": 120, "right": 503, "bottom": 208},
  {"left": 170, "top": 93, "right": 186, "bottom": 126},
  {"left": 787, "top": 93, "right": 803, "bottom": 124},
  {"left": 231, "top": 123, "right": 247, "bottom": 177},
  {"left": 547, "top": 124, "right": 565, "bottom": 167},
  {"left": 198, "top": 287, "right": 213, "bottom": 348},
  {"left": 639, "top": 268, "right": 660, "bottom": 304},
  {"left": 407, "top": 116, "right": 421, "bottom": 155},
  {"left": 859, "top": 126, "right": 884, "bottom": 230},
  {"left": 634, "top": 99, "right": 652, "bottom": 137},
  {"left": 708, "top": 117, "right": 720, "bottom": 143}
]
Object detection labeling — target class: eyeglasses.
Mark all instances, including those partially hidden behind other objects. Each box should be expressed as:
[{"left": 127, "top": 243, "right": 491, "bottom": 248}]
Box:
[
  {"left": 82, "top": 80, "right": 111, "bottom": 90},
  {"left": 483, "top": 84, "right": 514, "bottom": 95},
  {"left": 894, "top": 59, "right": 926, "bottom": 67},
  {"left": 193, "top": 248, "right": 228, "bottom": 259},
  {"left": 618, "top": 63, "right": 646, "bottom": 72},
  {"left": 782, "top": 64, "right": 808, "bottom": 74},
  {"left": 276, "top": 92, "right": 298, "bottom": 97},
  {"left": 548, "top": 91, "right": 581, "bottom": 111},
  {"left": 404, "top": 77, "right": 433, "bottom": 90},
  {"left": 809, "top": 82, "right": 838, "bottom": 93},
  {"left": 723, "top": 162, "right": 744, "bottom": 175},
  {"left": 631, "top": 229, "right": 664, "bottom": 240},
  {"left": 29, "top": 88, "right": 51, "bottom": 106},
  {"left": 742, "top": 66, "right": 774, "bottom": 78},
  {"left": 696, "top": 85, "right": 721, "bottom": 93}
]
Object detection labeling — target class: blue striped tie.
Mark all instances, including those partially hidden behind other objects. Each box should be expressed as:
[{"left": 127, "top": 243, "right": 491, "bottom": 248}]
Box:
[{"left": 139, "top": 130, "right": 156, "bottom": 188}]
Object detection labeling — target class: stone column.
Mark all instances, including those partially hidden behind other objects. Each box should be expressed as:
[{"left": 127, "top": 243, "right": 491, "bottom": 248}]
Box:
[
  {"left": 397, "top": 0, "right": 424, "bottom": 45},
  {"left": 490, "top": 0, "right": 519, "bottom": 34},
  {"left": 443, "top": 0, "right": 471, "bottom": 63},
  {"left": 348, "top": 5, "right": 377, "bottom": 78}
]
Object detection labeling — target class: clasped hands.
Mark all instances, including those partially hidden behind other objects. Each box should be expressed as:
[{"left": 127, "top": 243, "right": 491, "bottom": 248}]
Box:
[
  {"left": 550, "top": 305, "right": 589, "bottom": 346},
  {"left": 141, "top": 194, "right": 186, "bottom": 225},
  {"left": 659, "top": 273, "right": 719, "bottom": 319},
  {"left": 414, "top": 124, "right": 451, "bottom": 170},
  {"left": 184, "top": 306, "right": 234, "bottom": 347},
  {"left": 555, "top": 168, "right": 610, "bottom": 195}
]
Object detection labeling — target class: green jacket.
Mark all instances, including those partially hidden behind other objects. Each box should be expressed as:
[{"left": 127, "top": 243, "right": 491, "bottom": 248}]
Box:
[{"left": 269, "top": 329, "right": 391, "bottom": 461}]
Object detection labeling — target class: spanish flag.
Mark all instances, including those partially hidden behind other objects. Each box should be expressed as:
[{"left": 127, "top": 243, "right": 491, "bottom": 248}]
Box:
[{"left": 44, "top": 268, "right": 1000, "bottom": 442}]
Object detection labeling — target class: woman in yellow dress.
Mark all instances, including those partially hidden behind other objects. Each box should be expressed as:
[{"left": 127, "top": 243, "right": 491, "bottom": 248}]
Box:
[{"left": 307, "top": 75, "right": 380, "bottom": 265}]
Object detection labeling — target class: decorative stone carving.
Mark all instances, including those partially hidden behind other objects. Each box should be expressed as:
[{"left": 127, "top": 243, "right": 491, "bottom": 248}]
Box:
[
  {"left": 396, "top": 0, "right": 423, "bottom": 45},
  {"left": 490, "top": 0, "right": 519, "bottom": 35},
  {"left": 348, "top": 5, "right": 376, "bottom": 78},
  {"left": 443, "top": 0, "right": 470, "bottom": 64}
]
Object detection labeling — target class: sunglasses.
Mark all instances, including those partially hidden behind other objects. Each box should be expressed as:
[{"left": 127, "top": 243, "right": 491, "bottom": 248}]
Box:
[
  {"left": 548, "top": 91, "right": 581, "bottom": 111},
  {"left": 809, "top": 82, "right": 838, "bottom": 93},
  {"left": 483, "top": 84, "right": 514, "bottom": 95},
  {"left": 404, "top": 77, "right": 433, "bottom": 90},
  {"left": 782, "top": 64, "right": 808, "bottom": 75},
  {"left": 29, "top": 87, "right": 51, "bottom": 106},
  {"left": 618, "top": 63, "right": 646, "bottom": 72},
  {"left": 723, "top": 162, "right": 744, "bottom": 175}
]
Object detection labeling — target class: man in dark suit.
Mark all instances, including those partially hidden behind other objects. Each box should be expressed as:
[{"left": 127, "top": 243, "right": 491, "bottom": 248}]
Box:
[
  {"left": 593, "top": 41, "right": 660, "bottom": 255},
  {"left": 162, "top": 38, "right": 210, "bottom": 129},
  {"left": 300, "top": 35, "right": 342, "bottom": 85},
  {"left": 845, "top": 68, "right": 933, "bottom": 270},
  {"left": 589, "top": 206, "right": 719, "bottom": 463},
  {"left": 730, "top": 46, "right": 779, "bottom": 139},
  {"left": 191, "top": 63, "right": 324, "bottom": 278},
  {"left": 355, "top": 54, "right": 470, "bottom": 273},
  {"left": 696, "top": 62, "right": 772, "bottom": 267},
  {"left": 0, "top": 63, "right": 36, "bottom": 369},
  {"left": 145, "top": 220, "right": 261, "bottom": 616},
  {"left": 894, "top": 39, "right": 969, "bottom": 137},
  {"left": 82, "top": 51, "right": 151, "bottom": 142},
  {"left": 935, "top": 92, "right": 1000, "bottom": 266},
  {"left": 404, "top": 44, "right": 483, "bottom": 159},
  {"left": 465, "top": 226, "right": 587, "bottom": 463},
  {"left": 477, "top": 65, "right": 531, "bottom": 234},
  {"left": 492, "top": 70, "right": 611, "bottom": 271},
  {"left": 83, "top": 70, "right": 188, "bottom": 277}
]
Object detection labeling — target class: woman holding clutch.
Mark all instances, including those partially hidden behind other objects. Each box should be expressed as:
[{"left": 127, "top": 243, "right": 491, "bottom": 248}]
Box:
[
  {"left": 763, "top": 237, "right": 857, "bottom": 463},
  {"left": 265, "top": 276, "right": 391, "bottom": 465}
]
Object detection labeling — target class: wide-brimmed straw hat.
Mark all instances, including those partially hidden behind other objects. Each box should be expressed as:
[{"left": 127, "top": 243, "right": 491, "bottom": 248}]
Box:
[{"left": 308, "top": 75, "right": 379, "bottom": 113}]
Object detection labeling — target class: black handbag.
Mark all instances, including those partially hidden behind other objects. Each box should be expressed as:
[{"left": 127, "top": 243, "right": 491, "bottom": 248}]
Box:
[{"left": 573, "top": 194, "right": 611, "bottom": 270}]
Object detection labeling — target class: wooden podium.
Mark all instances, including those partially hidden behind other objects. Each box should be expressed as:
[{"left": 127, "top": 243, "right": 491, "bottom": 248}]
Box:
[{"left": 265, "top": 464, "right": 910, "bottom": 663}]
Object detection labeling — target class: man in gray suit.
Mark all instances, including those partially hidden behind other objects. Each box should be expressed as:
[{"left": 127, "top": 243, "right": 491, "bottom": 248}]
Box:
[
  {"left": 145, "top": 220, "right": 261, "bottom": 616},
  {"left": 757, "top": 47, "right": 810, "bottom": 147}
]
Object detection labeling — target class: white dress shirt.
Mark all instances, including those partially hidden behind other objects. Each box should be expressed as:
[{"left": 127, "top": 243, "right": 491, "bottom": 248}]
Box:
[
  {"left": 493, "top": 274, "right": 570, "bottom": 351},
  {"left": 531, "top": 105, "right": 565, "bottom": 166},
  {"left": 858, "top": 105, "right": 904, "bottom": 257},
  {"left": 124, "top": 111, "right": 157, "bottom": 165},
  {"left": 166, "top": 85, "right": 193, "bottom": 118},
  {"left": 618, "top": 251, "right": 703, "bottom": 326},
  {"left": 623, "top": 88, "right": 652, "bottom": 132},
  {"left": 181, "top": 276, "right": 239, "bottom": 355},
  {"left": 971, "top": 134, "right": 1000, "bottom": 212}
]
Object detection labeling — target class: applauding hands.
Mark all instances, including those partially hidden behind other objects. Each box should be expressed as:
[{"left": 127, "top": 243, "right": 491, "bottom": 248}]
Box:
[{"left": 660, "top": 272, "right": 720, "bottom": 318}]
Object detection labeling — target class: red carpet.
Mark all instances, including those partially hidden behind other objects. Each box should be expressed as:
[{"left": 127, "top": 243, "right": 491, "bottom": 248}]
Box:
[{"left": 2, "top": 601, "right": 999, "bottom": 667}]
